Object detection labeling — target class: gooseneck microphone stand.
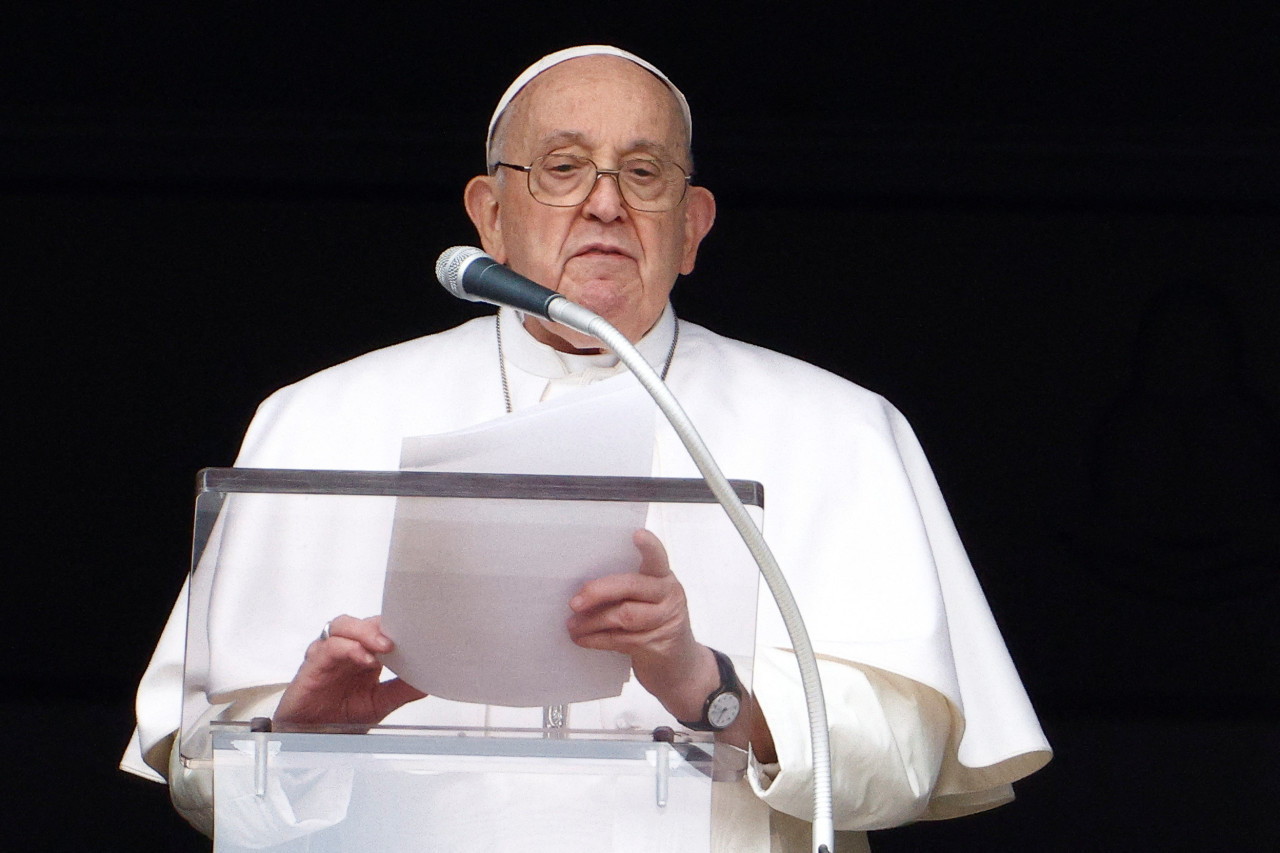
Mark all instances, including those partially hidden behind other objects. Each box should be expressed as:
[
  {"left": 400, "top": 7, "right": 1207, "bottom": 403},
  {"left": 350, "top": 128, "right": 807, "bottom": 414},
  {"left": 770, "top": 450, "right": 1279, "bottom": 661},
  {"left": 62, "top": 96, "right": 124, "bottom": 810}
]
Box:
[{"left": 436, "top": 247, "right": 835, "bottom": 853}]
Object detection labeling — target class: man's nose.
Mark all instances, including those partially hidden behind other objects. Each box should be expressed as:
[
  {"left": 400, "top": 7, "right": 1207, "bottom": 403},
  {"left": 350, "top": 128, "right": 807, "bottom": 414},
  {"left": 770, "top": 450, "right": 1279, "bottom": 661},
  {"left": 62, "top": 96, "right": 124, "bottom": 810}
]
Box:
[{"left": 581, "top": 171, "right": 628, "bottom": 220}]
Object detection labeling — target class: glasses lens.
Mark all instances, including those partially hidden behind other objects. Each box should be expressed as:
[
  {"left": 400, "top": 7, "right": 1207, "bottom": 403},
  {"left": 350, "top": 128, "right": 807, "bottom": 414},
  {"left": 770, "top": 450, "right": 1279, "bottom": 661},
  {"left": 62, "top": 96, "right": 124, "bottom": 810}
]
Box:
[
  {"left": 530, "top": 154, "right": 593, "bottom": 205},
  {"left": 618, "top": 159, "right": 685, "bottom": 210}
]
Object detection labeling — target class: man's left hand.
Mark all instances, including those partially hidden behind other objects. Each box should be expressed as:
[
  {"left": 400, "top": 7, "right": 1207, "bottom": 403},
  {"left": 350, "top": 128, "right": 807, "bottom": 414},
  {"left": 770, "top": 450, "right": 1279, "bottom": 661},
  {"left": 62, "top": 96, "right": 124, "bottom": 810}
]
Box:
[{"left": 566, "top": 529, "right": 719, "bottom": 722}]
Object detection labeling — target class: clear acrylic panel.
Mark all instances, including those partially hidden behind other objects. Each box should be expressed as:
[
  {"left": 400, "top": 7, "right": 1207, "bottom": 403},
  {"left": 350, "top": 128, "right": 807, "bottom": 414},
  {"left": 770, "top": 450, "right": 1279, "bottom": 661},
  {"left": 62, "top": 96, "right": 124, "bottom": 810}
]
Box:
[
  {"left": 183, "top": 469, "right": 763, "bottom": 851},
  {"left": 210, "top": 725, "right": 723, "bottom": 852},
  {"left": 181, "top": 468, "right": 763, "bottom": 760}
]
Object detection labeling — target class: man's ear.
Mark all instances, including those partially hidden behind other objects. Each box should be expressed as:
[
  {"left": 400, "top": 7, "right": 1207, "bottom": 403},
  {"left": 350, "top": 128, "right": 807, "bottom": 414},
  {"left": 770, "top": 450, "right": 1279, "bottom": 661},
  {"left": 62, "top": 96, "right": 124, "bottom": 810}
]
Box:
[
  {"left": 679, "top": 186, "right": 716, "bottom": 275},
  {"left": 464, "top": 175, "right": 507, "bottom": 262}
]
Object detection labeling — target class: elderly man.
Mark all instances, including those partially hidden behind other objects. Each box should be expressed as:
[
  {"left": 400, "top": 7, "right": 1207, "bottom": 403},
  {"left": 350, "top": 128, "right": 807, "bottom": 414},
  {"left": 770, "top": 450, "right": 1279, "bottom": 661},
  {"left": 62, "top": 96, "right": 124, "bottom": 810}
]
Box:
[{"left": 123, "top": 46, "right": 1050, "bottom": 852}]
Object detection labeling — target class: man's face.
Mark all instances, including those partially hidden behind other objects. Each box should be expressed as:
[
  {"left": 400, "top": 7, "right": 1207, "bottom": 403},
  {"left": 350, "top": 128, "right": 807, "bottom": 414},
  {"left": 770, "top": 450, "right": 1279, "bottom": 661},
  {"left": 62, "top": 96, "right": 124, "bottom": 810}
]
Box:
[{"left": 466, "top": 56, "right": 715, "bottom": 350}]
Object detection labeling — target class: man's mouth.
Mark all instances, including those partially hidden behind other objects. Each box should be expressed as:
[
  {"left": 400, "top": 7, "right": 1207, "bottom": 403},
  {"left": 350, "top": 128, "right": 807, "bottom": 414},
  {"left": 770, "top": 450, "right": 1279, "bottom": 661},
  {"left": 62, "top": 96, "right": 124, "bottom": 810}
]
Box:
[{"left": 574, "top": 244, "right": 631, "bottom": 259}]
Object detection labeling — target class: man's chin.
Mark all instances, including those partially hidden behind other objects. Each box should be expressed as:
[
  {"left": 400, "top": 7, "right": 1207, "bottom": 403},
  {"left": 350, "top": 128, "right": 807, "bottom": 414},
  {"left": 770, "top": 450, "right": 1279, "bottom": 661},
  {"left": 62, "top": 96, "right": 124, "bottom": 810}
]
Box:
[{"left": 560, "top": 278, "right": 630, "bottom": 320}]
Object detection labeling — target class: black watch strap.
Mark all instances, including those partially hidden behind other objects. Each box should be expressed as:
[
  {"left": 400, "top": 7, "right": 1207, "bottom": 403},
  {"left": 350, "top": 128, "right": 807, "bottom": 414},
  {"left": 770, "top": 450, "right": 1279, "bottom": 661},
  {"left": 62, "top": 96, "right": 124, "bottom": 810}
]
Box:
[{"left": 677, "top": 648, "right": 743, "bottom": 732}]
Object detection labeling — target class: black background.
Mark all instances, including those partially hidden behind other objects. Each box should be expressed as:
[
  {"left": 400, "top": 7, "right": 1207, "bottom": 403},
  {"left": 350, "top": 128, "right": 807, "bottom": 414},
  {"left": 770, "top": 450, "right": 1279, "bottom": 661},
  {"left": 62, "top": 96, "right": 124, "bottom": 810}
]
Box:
[{"left": 4, "top": 4, "right": 1278, "bottom": 850}]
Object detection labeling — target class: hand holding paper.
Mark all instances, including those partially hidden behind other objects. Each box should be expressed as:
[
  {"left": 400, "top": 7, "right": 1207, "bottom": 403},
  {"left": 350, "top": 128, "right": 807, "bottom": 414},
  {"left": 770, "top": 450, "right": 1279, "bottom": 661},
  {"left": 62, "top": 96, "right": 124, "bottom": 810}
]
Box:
[
  {"left": 379, "top": 378, "right": 659, "bottom": 707},
  {"left": 274, "top": 614, "right": 426, "bottom": 728},
  {"left": 566, "top": 530, "right": 720, "bottom": 724}
]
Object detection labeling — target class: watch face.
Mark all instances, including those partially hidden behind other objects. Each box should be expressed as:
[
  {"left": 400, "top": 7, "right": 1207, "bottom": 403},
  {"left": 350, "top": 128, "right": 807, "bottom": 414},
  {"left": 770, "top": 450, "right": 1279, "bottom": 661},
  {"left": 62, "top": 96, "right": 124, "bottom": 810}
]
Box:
[{"left": 707, "top": 692, "right": 741, "bottom": 729}]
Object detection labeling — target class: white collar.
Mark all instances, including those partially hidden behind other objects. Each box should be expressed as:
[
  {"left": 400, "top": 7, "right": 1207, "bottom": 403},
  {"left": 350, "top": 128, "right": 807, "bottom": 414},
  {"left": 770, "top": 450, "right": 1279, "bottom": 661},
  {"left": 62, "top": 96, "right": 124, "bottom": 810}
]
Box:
[{"left": 499, "top": 305, "right": 677, "bottom": 380}]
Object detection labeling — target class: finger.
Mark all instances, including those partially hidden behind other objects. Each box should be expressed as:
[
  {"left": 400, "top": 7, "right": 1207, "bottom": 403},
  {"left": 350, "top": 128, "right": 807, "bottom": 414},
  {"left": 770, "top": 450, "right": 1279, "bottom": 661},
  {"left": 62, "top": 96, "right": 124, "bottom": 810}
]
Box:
[
  {"left": 634, "top": 529, "right": 671, "bottom": 578},
  {"left": 570, "top": 628, "right": 631, "bottom": 653},
  {"left": 569, "top": 616, "right": 683, "bottom": 658},
  {"left": 325, "top": 614, "right": 393, "bottom": 654},
  {"left": 570, "top": 572, "right": 668, "bottom": 614},
  {"left": 568, "top": 599, "right": 667, "bottom": 640},
  {"left": 305, "top": 635, "right": 385, "bottom": 671},
  {"left": 569, "top": 621, "right": 660, "bottom": 655},
  {"left": 374, "top": 678, "right": 429, "bottom": 718}
]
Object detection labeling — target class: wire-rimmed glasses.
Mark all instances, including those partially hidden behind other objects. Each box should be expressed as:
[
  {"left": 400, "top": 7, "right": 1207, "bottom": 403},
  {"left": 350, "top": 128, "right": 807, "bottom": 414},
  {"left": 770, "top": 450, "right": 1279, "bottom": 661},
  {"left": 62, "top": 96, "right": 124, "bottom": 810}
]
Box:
[{"left": 492, "top": 153, "right": 692, "bottom": 212}]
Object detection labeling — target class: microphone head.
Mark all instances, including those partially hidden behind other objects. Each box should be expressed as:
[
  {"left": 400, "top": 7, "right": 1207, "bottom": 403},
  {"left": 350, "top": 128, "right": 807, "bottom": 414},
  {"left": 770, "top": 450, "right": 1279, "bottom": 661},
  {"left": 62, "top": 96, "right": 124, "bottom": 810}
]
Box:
[{"left": 435, "top": 246, "right": 489, "bottom": 300}]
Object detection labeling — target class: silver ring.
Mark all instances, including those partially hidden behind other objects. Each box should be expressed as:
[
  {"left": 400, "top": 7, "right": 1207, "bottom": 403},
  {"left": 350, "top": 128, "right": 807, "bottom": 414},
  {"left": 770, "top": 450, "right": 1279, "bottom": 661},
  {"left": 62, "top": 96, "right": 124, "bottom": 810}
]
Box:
[{"left": 320, "top": 621, "right": 332, "bottom": 642}]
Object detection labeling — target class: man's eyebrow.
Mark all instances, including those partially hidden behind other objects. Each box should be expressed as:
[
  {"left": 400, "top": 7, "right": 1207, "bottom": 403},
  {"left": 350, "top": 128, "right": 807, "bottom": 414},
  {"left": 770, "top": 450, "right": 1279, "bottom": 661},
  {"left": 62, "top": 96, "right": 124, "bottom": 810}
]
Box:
[
  {"left": 625, "top": 138, "right": 680, "bottom": 159},
  {"left": 535, "top": 130, "right": 589, "bottom": 151}
]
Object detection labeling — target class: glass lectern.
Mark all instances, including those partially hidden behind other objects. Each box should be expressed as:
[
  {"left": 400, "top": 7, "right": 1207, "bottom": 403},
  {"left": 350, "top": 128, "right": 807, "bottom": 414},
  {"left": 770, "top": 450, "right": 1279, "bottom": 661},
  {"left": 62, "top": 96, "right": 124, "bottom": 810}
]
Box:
[{"left": 180, "top": 468, "right": 764, "bottom": 852}]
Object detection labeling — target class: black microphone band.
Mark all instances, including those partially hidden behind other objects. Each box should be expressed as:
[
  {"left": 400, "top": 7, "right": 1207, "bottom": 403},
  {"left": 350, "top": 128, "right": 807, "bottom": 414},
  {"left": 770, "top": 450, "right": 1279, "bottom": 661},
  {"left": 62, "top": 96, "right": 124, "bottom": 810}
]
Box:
[{"left": 461, "top": 255, "right": 562, "bottom": 318}]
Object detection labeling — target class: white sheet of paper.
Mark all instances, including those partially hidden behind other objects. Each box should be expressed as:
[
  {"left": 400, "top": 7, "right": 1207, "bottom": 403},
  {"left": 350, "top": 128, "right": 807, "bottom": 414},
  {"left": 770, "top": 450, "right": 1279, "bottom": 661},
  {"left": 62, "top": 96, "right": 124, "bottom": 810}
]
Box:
[{"left": 381, "top": 376, "right": 657, "bottom": 706}]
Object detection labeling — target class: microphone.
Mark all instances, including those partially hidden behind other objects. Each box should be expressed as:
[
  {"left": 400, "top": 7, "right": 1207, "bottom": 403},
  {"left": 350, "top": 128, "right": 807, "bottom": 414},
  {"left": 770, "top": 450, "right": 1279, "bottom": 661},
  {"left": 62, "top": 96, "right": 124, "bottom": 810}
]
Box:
[{"left": 435, "top": 246, "right": 562, "bottom": 319}]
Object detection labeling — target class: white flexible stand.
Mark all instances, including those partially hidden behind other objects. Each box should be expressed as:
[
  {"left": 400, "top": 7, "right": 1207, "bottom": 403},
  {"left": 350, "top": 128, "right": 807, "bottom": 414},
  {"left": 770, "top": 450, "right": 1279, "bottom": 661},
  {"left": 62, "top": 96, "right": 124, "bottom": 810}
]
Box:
[{"left": 549, "top": 299, "right": 836, "bottom": 853}]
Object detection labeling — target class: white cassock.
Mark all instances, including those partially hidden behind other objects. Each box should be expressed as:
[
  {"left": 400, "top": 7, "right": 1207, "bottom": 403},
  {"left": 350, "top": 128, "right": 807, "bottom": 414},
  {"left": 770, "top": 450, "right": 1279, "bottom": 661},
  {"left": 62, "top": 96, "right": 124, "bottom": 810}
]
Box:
[{"left": 122, "top": 306, "right": 1051, "bottom": 852}]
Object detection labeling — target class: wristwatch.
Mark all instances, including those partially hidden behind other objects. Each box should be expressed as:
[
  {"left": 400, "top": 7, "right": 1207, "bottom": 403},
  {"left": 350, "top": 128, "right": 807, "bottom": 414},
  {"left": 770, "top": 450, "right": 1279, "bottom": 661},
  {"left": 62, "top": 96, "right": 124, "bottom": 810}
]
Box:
[{"left": 677, "top": 648, "right": 743, "bottom": 731}]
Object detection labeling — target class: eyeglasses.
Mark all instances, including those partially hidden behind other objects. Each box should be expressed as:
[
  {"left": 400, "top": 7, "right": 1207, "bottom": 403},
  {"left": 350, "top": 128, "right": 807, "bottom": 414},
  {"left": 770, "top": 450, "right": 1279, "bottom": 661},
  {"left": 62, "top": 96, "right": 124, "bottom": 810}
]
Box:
[{"left": 492, "top": 154, "right": 692, "bottom": 212}]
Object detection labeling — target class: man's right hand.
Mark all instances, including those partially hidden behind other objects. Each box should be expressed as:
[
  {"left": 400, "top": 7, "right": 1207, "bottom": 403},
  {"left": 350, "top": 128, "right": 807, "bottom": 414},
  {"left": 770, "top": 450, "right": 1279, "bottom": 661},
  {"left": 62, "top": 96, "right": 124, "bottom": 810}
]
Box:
[{"left": 273, "top": 614, "right": 426, "bottom": 727}]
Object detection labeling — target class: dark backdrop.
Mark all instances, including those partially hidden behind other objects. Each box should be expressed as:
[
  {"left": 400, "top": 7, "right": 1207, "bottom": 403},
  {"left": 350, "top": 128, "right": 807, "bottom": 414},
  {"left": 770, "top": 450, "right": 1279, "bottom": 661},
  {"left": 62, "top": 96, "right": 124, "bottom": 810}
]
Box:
[{"left": 4, "top": 4, "right": 1278, "bottom": 851}]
